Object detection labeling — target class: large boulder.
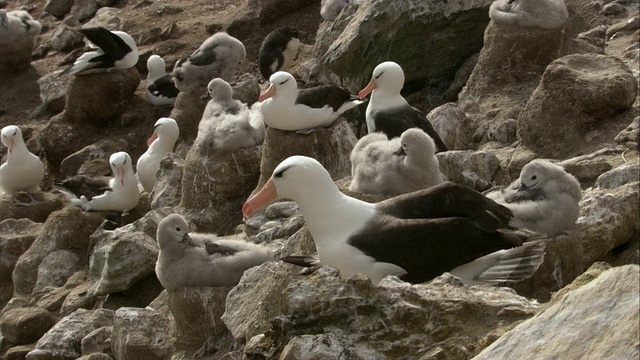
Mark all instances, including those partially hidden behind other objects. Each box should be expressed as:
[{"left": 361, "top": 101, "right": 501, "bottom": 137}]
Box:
[
  {"left": 436, "top": 150, "right": 500, "bottom": 191},
  {"left": 517, "top": 54, "right": 638, "bottom": 158},
  {"left": 0, "top": 307, "right": 57, "bottom": 345},
  {"left": 311, "top": 0, "right": 493, "bottom": 95},
  {"left": 474, "top": 264, "right": 639, "bottom": 360},
  {"left": 0, "top": 36, "right": 36, "bottom": 73},
  {"left": 110, "top": 307, "right": 173, "bottom": 360}
]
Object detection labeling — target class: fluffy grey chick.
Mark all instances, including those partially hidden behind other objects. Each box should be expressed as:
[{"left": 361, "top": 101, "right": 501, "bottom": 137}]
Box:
[
  {"left": 155, "top": 214, "right": 273, "bottom": 290},
  {"left": 485, "top": 159, "right": 582, "bottom": 237},
  {"left": 194, "top": 78, "right": 266, "bottom": 152},
  {"left": 172, "top": 32, "right": 246, "bottom": 93},
  {"left": 395, "top": 128, "right": 444, "bottom": 191},
  {"left": 0, "top": 9, "right": 42, "bottom": 44}
]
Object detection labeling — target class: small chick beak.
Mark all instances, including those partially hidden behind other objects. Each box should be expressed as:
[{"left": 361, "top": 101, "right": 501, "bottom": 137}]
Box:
[
  {"left": 242, "top": 178, "right": 278, "bottom": 218},
  {"left": 117, "top": 164, "right": 125, "bottom": 186},
  {"left": 181, "top": 233, "right": 196, "bottom": 246},
  {"left": 146, "top": 131, "right": 158, "bottom": 147},
  {"left": 393, "top": 146, "right": 406, "bottom": 156},
  {"left": 358, "top": 79, "right": 377, "bottom": 99},
  {"left": 258, "top": 83, "right": 277, "bottom": 102},
  {"left": 200, "top": 91, "right": 211, "bottom": 102},
  {"left": 517, "top": 183, "right": 529, "bottom": 192}
]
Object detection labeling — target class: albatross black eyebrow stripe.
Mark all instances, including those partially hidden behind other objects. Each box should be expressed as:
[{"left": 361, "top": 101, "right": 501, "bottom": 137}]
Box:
[
  {"left": 274, "top": 165, "right": 293, "bottom": 178},
  {"left": 279, "top": 78, "right": 290, "bottom": 85}
]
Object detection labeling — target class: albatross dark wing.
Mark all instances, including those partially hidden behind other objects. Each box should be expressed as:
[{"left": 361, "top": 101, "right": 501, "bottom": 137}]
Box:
[
  {"left": 79, "top": 27, "right": 131, "bottom": 61},
  {"left": 188, "top": 44, "right": 219, "bottom": 66},
  {"left": 296, "top": 85, "right": 353, "bottom": 111},
  {"left": 371, "top": 106, "right": 447, "bottom": 152},
  {"left": 204, "top": 242, "right": 238, "bottom": 256}
]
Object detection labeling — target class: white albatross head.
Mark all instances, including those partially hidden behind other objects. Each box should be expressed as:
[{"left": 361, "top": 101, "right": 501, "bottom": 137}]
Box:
[
  {"left": 358, "top": 61, "right": 405, "bottom": 99},
  {"left": 259, "top": 71, "right": 298, "bottom": 102}
]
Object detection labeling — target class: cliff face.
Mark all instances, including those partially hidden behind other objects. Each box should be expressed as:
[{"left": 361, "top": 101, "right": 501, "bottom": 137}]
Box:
[{"left": 0, "top": 0, "right": 638, "bottom": 359}]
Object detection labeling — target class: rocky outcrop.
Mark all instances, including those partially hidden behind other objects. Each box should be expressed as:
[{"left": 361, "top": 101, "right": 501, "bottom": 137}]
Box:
[
  {"left": 149, "top": 153, "right": 184, "bottom": 210},
  {"left": 0, "top": 36, "right": 36, "bottom": 73},
  {"left": 428, "top": 103, "right": 476, "bottom": 150},
  {"left": 111, "top": 307, "right": 173, "bottom": 360},
  {"left": 436, "top": 150, "right": 500, "bottom": 191},
  {"left": 474, "top": 264, "right": 640, "bottom": 360},
  {"left": 0, "top": 307, "right": 57, "bottom": 345},
  {"left": 517, "top": 54, "right": 638, "bottom": 158}
]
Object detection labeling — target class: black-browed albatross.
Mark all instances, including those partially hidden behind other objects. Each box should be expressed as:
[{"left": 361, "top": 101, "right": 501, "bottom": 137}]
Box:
[{"left": 243, "top": 156, "right": 545, "bottom": 284}]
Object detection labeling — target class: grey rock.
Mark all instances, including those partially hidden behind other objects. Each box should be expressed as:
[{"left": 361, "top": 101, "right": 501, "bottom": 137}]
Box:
[
  {"left": 311, "top": 0, "right": 493, "bottom": 94},
  {"left": 83, "top": 7, "right": 129, "bottom": 31},
  {"left": 35, "top": 271, "right": 86, "bottom": 314},
  {"left": 0, "top": 35, "right": 36, "bottom": 73},
  {"left": 111, "top": 307, "right": 173, "bottom": 360},
  {"left": 614, "top": 116, "right": 639, "bottom": 150},
  {"left": 34, "top": 250, "right": 81, "bottom": 293},
  {"left": 58, "top": 138, "right": 129, "bottom": 179},
  {"left": 49, "top": 24, "right": 84, "bottom": 52},
  {"left": 576, "top": 182, "right": 639, "bottom": 268},
  {"left": 76, "top": 354, "right": 113, "bottom": 360},
  {"left": 169, "top": 86, "right": 207, "bottom": 143},
  {"left": 264, "top": 201, "right": 299, "bottom": 219},
  {"left": 558, "top": 149, "right": 615, "bottom": 185},
  {"left": 81, "top": 326, "right": 112, "bottom": 356},
  {"left": 71, "top": 0, "right": 98, "bottom": 22},
  {"left": 427, "top": 102, "right": 476, "bottom": 150},
  {"left": 489, "top": 0, "right": 568, "bottom": 29},
  {"left": 517, "top": 54, "right": 638, "bottom": 158},
  {"left": 436, "top": 150, "right": 500, "bottom": 191},
  {"left": 0, "top": 191, "right": 65, "bottom": 224},
  {"left": 0, "top": 307, "right": 57, "bottom": 345},
  {"left": 595, "top": 162, "right": 640, "bottom": 190},
  {"left": 149, "top": 153, "right": 184, "bottom": 210},
  {"left": 45, "top": 0, "right": 75, "bottom": 18},
  {"left": 486, "top": 118, "right": 517, "bottom": 145},
  {"left": 474, "top": 265, "right": 639, "bottom": 360},
  {"left": 12, "top": 207, "right": 104, "bottom": 297},
  {"left": 0, "top": 219, "right": 43, "bottom": 308},
  {"left": 37, "top": 70, "right": 68, "bottom": 114},
  {"left": 27, "top": 308, "right": 114, "bottom": 360},
  {"left": 601, "top": 2, "right": 627, "bottom": 16},
  {"left": 88, "top": 211, "right": 160, "bottom": 296},
  {"left": 4, "top": 345, "right": 35, "bottom": 360}
]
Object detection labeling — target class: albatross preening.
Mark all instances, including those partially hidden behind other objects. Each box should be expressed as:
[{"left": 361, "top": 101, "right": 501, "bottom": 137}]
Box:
[
  {"left": 66, "top": 27, "right": 138, "bottom": 75},
  {"left": 359, "top": 61, "right": 447, "bottom": 152},
  {"left": 155, "top": 213, "right": 273, "bottom": 290},
  {"left": 146, "top": 55, "right": 180, "bottom": 107},
  {"left": 136, "top": 118, "right": 180, "bottom": 193},
  {"left": 243, "top": 156, "right": 545, "bottom": 285},
  {"left": 171, "top": 32, "right": 246, "bottom": 93},
  {"left": 259, "top": 71, "right": 365, "bottom": 132},
  {"left": 0, "top": 125, "right": 44, "bottom": 206},
  {"left": 485, "top": 159, "right": 582, "bottom": 237}
]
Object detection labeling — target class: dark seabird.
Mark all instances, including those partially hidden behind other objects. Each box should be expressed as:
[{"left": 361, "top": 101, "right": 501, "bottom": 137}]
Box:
[
  {"left": 358, "top": 61, "right": 448, "bottom": 152},
  {"left": 243, "top": 156, "right": 545, "bottom": 285},
  {"left": 258, "top": 27, "right": 300, "bottom": 80},
  {"left": 146, "top": 55, "right": 180, "bottom": 107},
  {"left": 66, "top": 27, "right": 138, "bottom": 75}
]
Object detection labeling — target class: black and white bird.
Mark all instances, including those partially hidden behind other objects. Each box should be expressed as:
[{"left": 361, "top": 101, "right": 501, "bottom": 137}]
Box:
[
  {"left": 146, "top": 55, "right": 180, "bottom": 107},
  {"left": 258, "top": 27, "right": 300, "bottom": 80},
  {"left": 66, "top": 27, "right": 139, "bottom": 75},
  {"left": 194, "top": 78, "right": 265, "bottom": 152},
  {"left": 349, "top": 128, "right": 444, "bottom": 195},
  {"left": 171, "top": 32, "right": 246, "bottom": 93},
  {"left": 54, "top": 152, "right": 140, "bottom": 212},
  {"left": 485, "top": 159, "right": 582, "bottom": 237},
  {"left": 0, "top": 125, "right": 44, "bottom": 206},
  {"left": 259, "top": 71, "right": 365, "bottom": 132},
  {"left": 243, "top": 156, "right": 546, "bottom": 285},
  {"left": 359, "top": 61, "right": 447, "bottom": 152},
  {"left": 0, "top": 9, "right": 42, "bottom": 44},
  {"left": 155, "top": 213, "right": 273, "bottom": 290},
  {"left": 136, "top": 118, "right": 180, "bottom": 193}
]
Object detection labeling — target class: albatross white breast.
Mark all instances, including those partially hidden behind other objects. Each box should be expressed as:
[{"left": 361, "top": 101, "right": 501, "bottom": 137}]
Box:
[
  {"left": 243, "top": 156, "right": 545, "bottom": 285},
  {"left": 0, "top": 125, "right": 44, "bottom": 205},
  {"left": 136, "top": 118, "right": 180, "bottom": 193}
]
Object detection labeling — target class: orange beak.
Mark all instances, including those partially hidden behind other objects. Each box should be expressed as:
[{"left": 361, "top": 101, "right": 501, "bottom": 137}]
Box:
[
  {"left": 117, "top": 164, "right": 125, "bottom": 186},
  {"left": 358, "top": 79, "right": 377, "bottom": 99},
  {"left": 242, "top": 178, "right": 278, "bottom": 217},
  {"left": 258, "top": 83, "right": 277, "bottom": 102},
  {"left": 146, "top": 131, "right": 158, "bottom": 147}
]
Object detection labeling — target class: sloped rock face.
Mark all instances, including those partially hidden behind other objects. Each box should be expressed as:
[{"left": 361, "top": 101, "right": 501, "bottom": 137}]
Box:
[
  {"left": 12, "top": 207, "right": 104, "bottom": 297},
  {"left": 149, "top": 153, "right": 184, "bottom": 210},
  {"left": 111, "top": 307, "right": 173, "bottom": 360},
  {"left": 312, "top": 0, "right": 493, "bottom": 94},
  {"left": 177, "top": 146, "right": 262, "bottom": 234},
  {"left": 436, "top": 150, "right": 500, "bottom": 191},
  {"left": 0, "top": 192, "right": 65, "bottom": 223},
  {"left": 0, "top": 307, "right": 57, "bottom": 345},
  {"left": 0, "top": 36, "right": 36, "bottom": 73},
  {"left": 517, "top": 54, "right": 638, "bottom": 158},
  {"left": 242, "top": 268, "right": 539, "bottom": 360},
  {"left": 474, "top": 265, "right": 640, "bottom": 360},
  {"left": 254, "top": 119, "right": 357, "bottom": 192},
  {"left": 428, "top": 103, "right": 477, "bottom": 151},
  {"left": 576, "top": 181, "right": 639, "bottom": 268}
]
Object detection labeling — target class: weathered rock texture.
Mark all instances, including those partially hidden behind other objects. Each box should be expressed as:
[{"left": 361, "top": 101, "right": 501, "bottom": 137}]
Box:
[
  {"left": 517, "top": 54, "right": 638, "bottom": 158},
  {"left": 111, "top": 307, "right": 173, "bottom": 360},
  {"left": 0, "top": 307, "right": 57, "bottom": 345},
  {"left": 474, "top": 265, "right": 640, "bottom": 360},
  {"left": 0, "top": 36, "right": 36, "bottom": 73}
]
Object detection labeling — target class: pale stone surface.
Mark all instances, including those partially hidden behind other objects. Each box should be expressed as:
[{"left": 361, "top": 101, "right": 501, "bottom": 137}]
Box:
[
  {"left": 0, "top": 307, "right": 56, "bottom": 345},
  {"left": 111, "top": 307, "right": 173, "bottom": 360},
  {"left": 427, "top": 103, "right": 476, "bottom": 151},
  {"left": 595, "top": 162, "right": 640, "bottom": 190},
  {"left": 34, "top": 250, "right": 81, "bottom": 293},
  {"left": 474, "top": 265, "right": 640, "bottom": 360},
  {"left": 436, "top": 150, "right": 500, "bottom": 191}
]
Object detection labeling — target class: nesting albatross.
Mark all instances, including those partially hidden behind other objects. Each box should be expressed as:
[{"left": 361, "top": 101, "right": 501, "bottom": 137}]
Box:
[
  {"left": 359, "top": 61, "right": 447, "bottom": 152},
  {"left": 136, "top": 118, "right": 180, "bottom": 193},
  {"left": 0, "top": 125, "right": 44, "bottom": 205},
  {"left": 155, "top": 213, "right": 273, "bottom": 290},
  {"left": 66, "top": 27, "right": 138, "bottom": 75},
  {"left": 259, "top": 71, "right": 365, "bottom": 132},
  {"left": 243, "top": 156, "right": 545, "bottom": 285},
  {"left": 146, "top": 55, "right": 180, "bottom": 107},
  {"left": 485, "top": 159, "right": 582, "bottom": 237}
]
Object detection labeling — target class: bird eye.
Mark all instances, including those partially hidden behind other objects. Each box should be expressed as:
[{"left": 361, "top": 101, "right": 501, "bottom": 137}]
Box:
[
  {"left": 274, "top": 165, "right": 291, "bottom": 178},
  {"left": 531, "top": 175, "right": 537, "bottom": 180},
  {"left": 12, "top": 129, "right": 17, "bottom": 136},
  {"left": 176, "top": 227, "right": 181, "bottom": 232}
]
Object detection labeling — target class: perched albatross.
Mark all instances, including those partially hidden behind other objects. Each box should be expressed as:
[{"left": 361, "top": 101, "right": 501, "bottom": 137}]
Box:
[
  {"left": 195, "top": 78, "right": 265, "bottom": 152},
  {"left": 171, "top": 32, "right": 246, "bottom": 93},
  {"left": 0, "top": 125, "right": 44, "bottom": 205},
  {"left": 258, "top": 27, "right": 300, "bottom": 80},
  {"left": 243, "top": 156, "right": 545, "bottom": 285},
  {"left": 66, "top": 27, "right": 138, "bottom": 75},
  {"left": 146, "top": 55, "right": 180, "bottom": 107},
  {"left": 349, "top": 128, "right": 444, "bottom": 195},
  {"left": 0, "top": 9, "right": 42, "bottom": 44},
  {"left": 359, "top": 61, "right": 447, "bottom": 152},
  {"left": 136, "top": 118, "right": 180, "bottom": 193},
  {"left": 259, "top": 71, "right": 365, "bottom": 132},
  {"left": 155, "top": 213, "right": 273, "bottom": 290},
  {"left": 55, "top": 152, "right": 140, "bottom": 212},
  {"left": 485, "top": 159, "right": 582, "bottom": 237}
]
